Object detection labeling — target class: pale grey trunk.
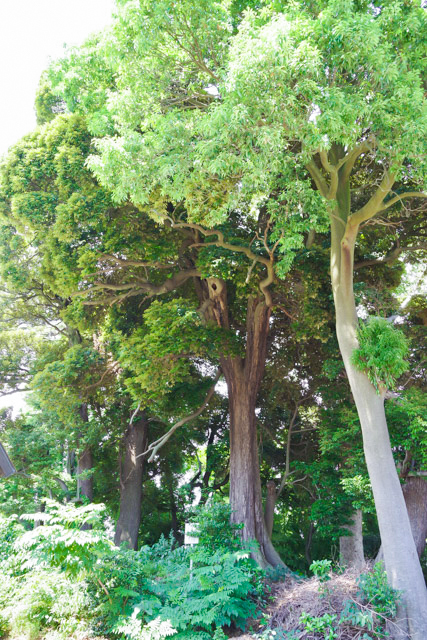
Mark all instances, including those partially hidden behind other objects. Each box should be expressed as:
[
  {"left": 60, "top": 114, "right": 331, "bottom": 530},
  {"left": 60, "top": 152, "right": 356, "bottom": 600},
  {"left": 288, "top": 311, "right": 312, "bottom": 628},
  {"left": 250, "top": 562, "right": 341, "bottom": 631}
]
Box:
[
  {"left": 77, "top": 446, "right": 93, "bottom": 502},
  {"left": 331, "top": 211, "right": 427, "bottom": 639},
  {"left": 265, "top": 481, "right": 277, "bottom": 539},
  {"left": 377, "top": 477, "right": 427, "bottom": 562},
  {"left": 77, "top": 404, "right": 93, "bottom": 502},
  {"left": 114, "top": 415, "right": 148, "bottom": 550},
  {"left": 339, "top": 509, "right": 364, "bottom": 571}
]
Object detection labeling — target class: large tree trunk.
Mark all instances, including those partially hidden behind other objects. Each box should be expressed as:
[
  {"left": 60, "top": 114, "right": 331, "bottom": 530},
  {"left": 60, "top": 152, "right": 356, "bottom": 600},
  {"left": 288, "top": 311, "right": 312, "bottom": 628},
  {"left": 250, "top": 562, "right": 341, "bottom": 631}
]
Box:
[
  {"left": 77, "top": 446, "right": 94, "bottom": 501},
  {"left": 339, "top": 509, "right": 364, "bottom": 571},
  {"left": 376, "top": 477, "right": 427, "bottom": 564},
  {"left": 331, "top": 190, "right": 427, "bottom": 638},
  {"left": 206, "top": 282, "right": 283, "bottom": 567},
  {"left": 76, "top": 403, "right": 93, "bottom": 502},
  {"left": 227, "top": 372, "right": 283, "bottom": 567},
  {"left": 265, "top": 481, "right": 277, "bottom": 539},
  {"left": 114, "top": 414, "right": 148, "bottom": 550},
  {"left": 403, "top": 477, "right": 427, "bottom": 558}
]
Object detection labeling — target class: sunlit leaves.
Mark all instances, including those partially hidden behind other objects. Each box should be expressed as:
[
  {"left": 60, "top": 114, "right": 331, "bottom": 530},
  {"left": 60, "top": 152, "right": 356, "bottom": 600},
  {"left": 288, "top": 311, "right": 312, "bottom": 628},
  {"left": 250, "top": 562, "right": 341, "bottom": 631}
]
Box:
[{"left": 351, "top": 317, "right": 409, "bottom": 393}]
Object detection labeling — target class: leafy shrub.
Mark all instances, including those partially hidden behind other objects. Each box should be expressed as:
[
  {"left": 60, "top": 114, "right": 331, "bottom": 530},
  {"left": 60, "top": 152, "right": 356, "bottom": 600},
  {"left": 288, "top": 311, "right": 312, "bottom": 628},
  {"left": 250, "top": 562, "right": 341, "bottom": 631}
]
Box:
[
  {"left": 86, "top": 517, "right": 259, "bottom": 637},
  {"left": 2, "top": 569, "right": 89, "bottom": 640},
  {"left": 339, "top": 600, "right": 374, "bottom": 633},
  {"left": 310, "top": 559, "right": 332, "bottom": 582},
  {"left": 189, "top": 499, "right": 243, "bottom": 552},
  {"left": 351, "top": 317, "right": 409, "bottom": 393},
  {"left": 0, "top": 514, "right": 25, "bottom": 568},
  {"left": 357, "top": 562, "right": 400, "bottom": 618},
  {"left": 0, "top": 499, "right": 261, "bottom": 640},
  {"left": 16, "top": 500, "right": 112, "bottom": 575},
  {"left": 299, "top": 612, "right": 337, "bottom": 640}
]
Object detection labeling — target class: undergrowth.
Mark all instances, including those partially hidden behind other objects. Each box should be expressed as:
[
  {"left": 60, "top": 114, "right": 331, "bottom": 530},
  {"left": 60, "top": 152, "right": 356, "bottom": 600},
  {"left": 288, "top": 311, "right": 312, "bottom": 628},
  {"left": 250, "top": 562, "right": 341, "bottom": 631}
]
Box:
[
  {"left": 0, "top": 499, "right": 261, "bottom": 640},
  {"left": 0, "top": 502, "right": 401, "bottom": 640},
  {"left": 256, "top": 560, "right": 400, "bottom": 640}
]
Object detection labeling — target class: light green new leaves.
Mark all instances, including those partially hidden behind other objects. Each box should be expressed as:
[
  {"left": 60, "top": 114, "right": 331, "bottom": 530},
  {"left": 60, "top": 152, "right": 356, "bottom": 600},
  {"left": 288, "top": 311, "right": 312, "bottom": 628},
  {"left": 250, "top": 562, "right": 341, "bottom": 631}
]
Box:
[
  {"left": 31, "top": 344, "right": 106, "bottom": 435},
  {"left": 49, "top": 0, "right": 426, "bottom": 280},
  {"left": 351, "top": 317, "right": 409, "bottom": 393},
  {"left": 16, "top": 500, "right": 112, "bottom": 576}
]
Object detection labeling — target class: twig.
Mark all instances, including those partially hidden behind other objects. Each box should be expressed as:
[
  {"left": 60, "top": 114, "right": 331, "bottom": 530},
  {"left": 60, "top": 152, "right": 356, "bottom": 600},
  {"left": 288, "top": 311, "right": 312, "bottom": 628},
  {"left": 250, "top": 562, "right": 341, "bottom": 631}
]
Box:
[{"left": 96, "top": 578, "right": 112, "bottom": 605}]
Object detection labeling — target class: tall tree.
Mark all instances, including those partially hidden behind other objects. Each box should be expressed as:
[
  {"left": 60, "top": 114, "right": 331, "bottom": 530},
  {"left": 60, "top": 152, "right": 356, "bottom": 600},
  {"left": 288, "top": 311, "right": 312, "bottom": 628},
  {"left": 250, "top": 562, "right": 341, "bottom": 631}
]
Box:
[
  {"left": 186, "top": 3, "right": 426, "bottom": 634},
  {"left": 46, "top": 0, "right": 426, "bottom": 628}
]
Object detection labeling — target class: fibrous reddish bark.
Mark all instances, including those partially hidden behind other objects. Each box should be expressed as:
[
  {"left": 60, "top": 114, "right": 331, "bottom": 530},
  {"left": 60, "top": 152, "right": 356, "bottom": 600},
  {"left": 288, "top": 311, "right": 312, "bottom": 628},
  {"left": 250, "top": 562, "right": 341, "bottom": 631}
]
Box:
[
  {"left": 205, "top": 279, "right": 283, "bottom": 567},
  {"left": 114, "top": 414, "right": 148, "bottom": 550}
]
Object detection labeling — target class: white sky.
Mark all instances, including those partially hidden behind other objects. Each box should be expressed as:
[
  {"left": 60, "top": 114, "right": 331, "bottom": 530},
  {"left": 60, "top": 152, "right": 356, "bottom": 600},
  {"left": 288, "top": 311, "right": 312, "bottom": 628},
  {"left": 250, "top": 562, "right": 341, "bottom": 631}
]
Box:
[
  {"left": 0, "top": 0, "right": 115, "bottom": 415},
  {"left": 0, "top": 0, "right": 115, "bottom": 158}
]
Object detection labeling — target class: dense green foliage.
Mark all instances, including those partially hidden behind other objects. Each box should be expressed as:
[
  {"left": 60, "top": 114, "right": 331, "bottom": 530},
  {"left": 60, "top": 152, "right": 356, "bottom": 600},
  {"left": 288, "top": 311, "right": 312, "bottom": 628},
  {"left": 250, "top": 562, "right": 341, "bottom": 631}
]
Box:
[
  {"left": 351, "top": 317, "right": 409, "bottom": 393},
  {"left": 0, "top": 501, "right": 261, "bottom": 640}
]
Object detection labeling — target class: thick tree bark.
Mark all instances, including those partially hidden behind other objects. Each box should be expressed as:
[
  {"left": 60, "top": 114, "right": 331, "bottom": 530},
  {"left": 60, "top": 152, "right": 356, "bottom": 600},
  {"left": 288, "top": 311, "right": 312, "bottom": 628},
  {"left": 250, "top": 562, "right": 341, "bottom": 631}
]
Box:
[
  {"left": 339, "top": 509, "right": 364, "bottom": 571},
  {"left": 114, "top": 414, "right": 148, "bottom": 550},
  {"left": 377, "top": 477, "right": 427, "bottom": 564},
  {"left": 403, "top": 477, "right": 427, "bottom": 558},
  {"left": 205, "top": 281, "right": 283, "bottom": 567},
  {"left": 227, "top": 373, "right": 283, "bottom": 567},
  {"left": 330, "top": 185, "right": 427, "bottom": 638}
]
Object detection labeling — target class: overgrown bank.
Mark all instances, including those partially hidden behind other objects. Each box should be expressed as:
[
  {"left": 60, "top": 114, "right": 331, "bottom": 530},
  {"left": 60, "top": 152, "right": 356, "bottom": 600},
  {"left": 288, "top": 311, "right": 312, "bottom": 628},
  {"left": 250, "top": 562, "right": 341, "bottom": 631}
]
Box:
[{"left": 0, "top": 501, "right": 400, "bottom": 640}]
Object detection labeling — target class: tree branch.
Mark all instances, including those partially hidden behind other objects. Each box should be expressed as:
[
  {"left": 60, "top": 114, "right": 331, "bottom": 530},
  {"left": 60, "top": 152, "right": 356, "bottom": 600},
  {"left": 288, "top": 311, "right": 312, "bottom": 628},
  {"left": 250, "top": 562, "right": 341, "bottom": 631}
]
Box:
[
  {"left": 79, "top": 269, "right": 200, "bottom": 305},
  {"left": 349, "top": 169, "right": 397, "bottom": 227},
  {"left": 98, "top": 254, "right": 177, "bottom": 269},
  {"left": 306, "top": 159, "right": 329, "bottom": 198},
  {"left": 137, "top": 370, "right": 221, "bottom": 462},
  {"left": 319, "top": 151, "right": 339, "bottom": 199},
  {"left": 354, "top": 245, "right": 402, "bottom": 270},
  {"left": 162, "top": 216, "right": 275, "bottom": 306},
  {"left": 377, "top": 191, "right": 427, "bottom": 213},
  {"left": 0, "top": 387, "right": 30, "bottom": 397},
  {"left": 340, "top": 138, "right": 374, "bottom": 182}
]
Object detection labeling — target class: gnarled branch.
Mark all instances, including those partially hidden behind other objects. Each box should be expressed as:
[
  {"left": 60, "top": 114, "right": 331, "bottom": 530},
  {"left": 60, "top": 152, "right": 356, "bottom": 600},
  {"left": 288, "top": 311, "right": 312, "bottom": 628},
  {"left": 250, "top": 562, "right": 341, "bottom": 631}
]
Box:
[
  {"left": 160, "top": 215, "right": 275, "bottom": 306},
  {"left": 78, "top": 269, "right": 200, "bottom": 306}
]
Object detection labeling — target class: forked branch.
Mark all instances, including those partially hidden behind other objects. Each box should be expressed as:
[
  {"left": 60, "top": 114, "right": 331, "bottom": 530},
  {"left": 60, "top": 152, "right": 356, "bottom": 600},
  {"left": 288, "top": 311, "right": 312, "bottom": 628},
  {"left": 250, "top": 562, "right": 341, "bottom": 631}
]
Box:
[{"left": 137, "top": 370, "right": 221, "bottom": 462}]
